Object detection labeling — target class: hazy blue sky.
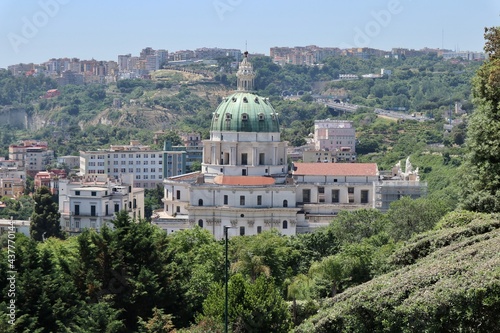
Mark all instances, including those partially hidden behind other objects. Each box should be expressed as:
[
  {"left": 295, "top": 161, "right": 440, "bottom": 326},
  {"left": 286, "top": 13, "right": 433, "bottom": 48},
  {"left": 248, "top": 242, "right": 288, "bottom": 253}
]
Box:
[{"left": 1, "top": 0, "right": 499, "bottom": 68}]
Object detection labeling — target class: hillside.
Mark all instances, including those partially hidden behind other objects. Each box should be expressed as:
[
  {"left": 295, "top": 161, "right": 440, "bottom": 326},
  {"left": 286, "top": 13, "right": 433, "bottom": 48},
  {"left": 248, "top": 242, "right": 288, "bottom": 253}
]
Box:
[{"left": 295, "top": 211, "right": 500, "bottom": 333}]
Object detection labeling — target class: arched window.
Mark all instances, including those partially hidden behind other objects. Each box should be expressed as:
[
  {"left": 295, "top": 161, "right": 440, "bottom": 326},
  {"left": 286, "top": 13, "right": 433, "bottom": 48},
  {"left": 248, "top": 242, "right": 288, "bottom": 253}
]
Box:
[
  {"left": 283, "top": 200, "right": 288, "bottom": 207},
  {"left": 198, "top": 199, "right": 203, "bottom": 206},
  {"left": 282, "top": 220, "right": 288, "bottom": 229},
  {"left": 198, "top": 219, "right": 203, "bottom": 228}
]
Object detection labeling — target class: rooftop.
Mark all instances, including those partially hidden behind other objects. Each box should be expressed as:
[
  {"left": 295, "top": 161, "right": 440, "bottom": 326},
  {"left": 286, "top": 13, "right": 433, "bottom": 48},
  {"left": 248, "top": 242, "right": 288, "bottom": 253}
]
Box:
[
  {"left": 213, "top": 175, "right": 276, "bottom": 186},
  {"left": 292, "top": 162, "right": 378, "bottom": 176}
]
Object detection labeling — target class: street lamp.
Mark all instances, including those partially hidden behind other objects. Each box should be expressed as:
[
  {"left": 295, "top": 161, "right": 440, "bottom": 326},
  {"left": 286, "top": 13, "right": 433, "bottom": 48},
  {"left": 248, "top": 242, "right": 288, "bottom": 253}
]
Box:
[{"left": 224, "top": 225, "right": 234, "bottom": 333}]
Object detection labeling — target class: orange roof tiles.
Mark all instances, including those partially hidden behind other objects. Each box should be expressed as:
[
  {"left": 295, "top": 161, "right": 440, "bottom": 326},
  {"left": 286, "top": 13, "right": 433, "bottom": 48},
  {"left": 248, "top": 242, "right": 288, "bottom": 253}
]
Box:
[
  {"left": 213, "top": 175, "right": 276, "bottom": 186},
  {"left": 292, "top": 163, "right": 378, "bottom": 176}
]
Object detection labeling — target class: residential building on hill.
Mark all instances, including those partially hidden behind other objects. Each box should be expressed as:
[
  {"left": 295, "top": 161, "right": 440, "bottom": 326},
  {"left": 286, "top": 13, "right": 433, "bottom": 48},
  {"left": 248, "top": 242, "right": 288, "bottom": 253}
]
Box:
[
  {"left": 58, "top": 174, "right": 144, "bottom": 235},
  {"left": 79, "top": 141, "right": 166, "bottom": 189},
  {"left": 8, "top": 140, "right": 54, "bottom": 176}
]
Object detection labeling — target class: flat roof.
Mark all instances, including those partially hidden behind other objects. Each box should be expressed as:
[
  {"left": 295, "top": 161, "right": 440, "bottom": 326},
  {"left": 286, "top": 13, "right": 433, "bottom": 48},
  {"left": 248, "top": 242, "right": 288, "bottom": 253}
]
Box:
[
  {"left": 213, "top": 175, "right": 276, "bottom": 186},
  {"left": 292, "top": 162, "right": 378, "bottom": 177}
]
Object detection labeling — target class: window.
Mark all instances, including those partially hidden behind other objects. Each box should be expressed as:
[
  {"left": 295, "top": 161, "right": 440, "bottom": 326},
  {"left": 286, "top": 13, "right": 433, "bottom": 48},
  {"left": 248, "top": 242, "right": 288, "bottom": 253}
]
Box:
[
  {"left": 75, "top": 191, "right": 80, "bottom": 196},
  {"left": 318, "top": 187, "right": 325, "bottom": 194},
  {"left": 136, "top": 168, "right": 141, "bottom": 173},
  {"left": 283, "top": 200, "right": 288, "bottom": 207},
  {"left": 90, "top": 219, "right": 96, "bottom": 229},
  {"left": 144, "top": 154, "right": 148, "bottom": 158},
  {"left": 105, "top": 204, "right": 108, "bottom": 216},
  {"left": 239, "top": 196, "right": 246, "bottom": 206},
  {"left": 259, "top": 153, "right": 265, "bottom": 165},
  {"left": 151, "top": 154, "right": 156, "bottom": 158},
  {"left": 332, "top": 189, "right": 339, "bottom": 203},
  {"left": 257, "top": 226, "right": 262, "bottom": 234},
  {"left": 113, "top": 161, "right": 118, "bottom": 165},
  {"left": 198, "top": 199, "right": 203, "bottom": 206},
  {"left": 257, "top": 195, "right": 262, "bottom": 205},
  {"left": 224, "top": 195, "right": 228, "bottom": 205},
  {"left": 198, "top": 219, "right": 203, "bottom": 228},
  {"left": 136, "top": 154, "right": 141, "bottom": 158},
  {"left": 75, "top": 219, "right": 80, "bottom": 229},
  {"left": 91, "top": 191, "right": 96, "bottom": 197},
  {"left": 302, "top": 189, "right": 311, "bottom": 203},
  {"left": 361, "top": 190, "right": 369, "bottom": 204},
  {"left": 133, "top": 199, "right": 137, "bottom": 209},
  {"left": 74, "top": 204, "right": 80, "bottom": 215},
  {"left": 91, "top": 205, "right": 96, "bottom": 216},
  {"left": 176, "top": 206, "right": 180, "bottom": 213},
  {"left": 176, "top": 190, "right": 181, "bottom": 200},
  {"left": 114, "top": 204, "right": 119, "bottom": 212},
  {"left": 241, "top": 153, "right": 248, "bottom": 165},
  {"left": 348, "top": 187, "right": 355, "bottom": 203},
  {"left": 282, "top": 220, "right": 288, "bottom": 229},
  {"left": 239, "top": 226, "right": 245, "bottom": 236}
]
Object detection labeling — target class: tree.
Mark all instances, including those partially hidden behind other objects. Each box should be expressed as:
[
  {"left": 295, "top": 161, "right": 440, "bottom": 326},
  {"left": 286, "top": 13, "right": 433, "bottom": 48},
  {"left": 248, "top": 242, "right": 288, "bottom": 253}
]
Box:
[
  {"left": 386, "top": 196, "right": 449, "bottom": 242},
  {"left": 329, "top": 209, "right": 386, "bottom": 245},
  {"left": 30, "top": 186, "right": 63, "bottom": 241},
  {"left": 200, "top": 274, "right": 292, "bottom": 333},
  {"left": 308, "top": 254, "right": 350, "bottom": 298},
  {"left": 231, "top": 251, "right": 271, "bottom": 282},
  {"left": 460, "top": 26, "right": 500, "bottom": 213}
]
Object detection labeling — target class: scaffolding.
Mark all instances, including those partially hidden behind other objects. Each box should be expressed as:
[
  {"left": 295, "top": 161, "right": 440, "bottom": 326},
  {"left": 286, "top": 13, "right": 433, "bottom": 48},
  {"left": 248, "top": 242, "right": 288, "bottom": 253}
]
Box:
[{"left": 374, "top": 180, "right": 427, "bottom": 212}]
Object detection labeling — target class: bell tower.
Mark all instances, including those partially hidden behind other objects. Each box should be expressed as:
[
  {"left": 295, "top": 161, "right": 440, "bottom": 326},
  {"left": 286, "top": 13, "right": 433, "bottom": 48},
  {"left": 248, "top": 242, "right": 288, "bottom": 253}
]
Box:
[{"left": 236, "top": 51, "right": 254, "bottom": 92}]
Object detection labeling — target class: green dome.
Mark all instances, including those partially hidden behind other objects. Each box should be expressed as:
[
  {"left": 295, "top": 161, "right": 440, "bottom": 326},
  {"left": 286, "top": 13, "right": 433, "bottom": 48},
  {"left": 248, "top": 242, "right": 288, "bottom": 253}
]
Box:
[{"left": 210, "top": 92, "right": 280, "bottom": 132}]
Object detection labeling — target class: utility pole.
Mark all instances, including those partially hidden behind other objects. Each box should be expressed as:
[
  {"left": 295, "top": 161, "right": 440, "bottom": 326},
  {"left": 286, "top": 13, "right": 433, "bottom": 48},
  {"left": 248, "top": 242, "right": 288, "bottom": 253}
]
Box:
[{"left": 224, "top": 225, "right": 230, "bottom": 333}]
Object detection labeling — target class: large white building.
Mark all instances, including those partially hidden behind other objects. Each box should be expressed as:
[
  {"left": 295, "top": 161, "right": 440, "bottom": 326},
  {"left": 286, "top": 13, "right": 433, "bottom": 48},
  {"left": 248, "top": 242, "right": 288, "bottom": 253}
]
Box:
[
  {"left": 153, "top": 52, "right": 299, "bottom": 238},
  {"left": 152, "top": 53, "right": 426, "bottom": 239},
  {"left": 59, "top": 175, "right": 144, "bottom": 235},
  {"left": 314, "top": 119, "right": 356, "bottom": 153},
  {"left": 79, "top": 141, "right": 166, "bottom": 189}
]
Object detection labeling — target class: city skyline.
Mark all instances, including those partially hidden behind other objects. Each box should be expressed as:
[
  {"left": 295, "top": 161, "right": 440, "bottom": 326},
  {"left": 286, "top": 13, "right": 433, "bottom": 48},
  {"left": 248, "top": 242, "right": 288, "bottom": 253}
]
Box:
[{"left": 1, "top": 0, "right": 499, "bottom": 69}]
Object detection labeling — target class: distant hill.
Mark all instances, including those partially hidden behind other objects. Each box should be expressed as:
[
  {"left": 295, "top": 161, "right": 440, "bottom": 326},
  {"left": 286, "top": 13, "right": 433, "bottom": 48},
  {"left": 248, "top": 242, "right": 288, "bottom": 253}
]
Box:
[{"left": 295, "top": 211, "right": 500, "bottom": 333}]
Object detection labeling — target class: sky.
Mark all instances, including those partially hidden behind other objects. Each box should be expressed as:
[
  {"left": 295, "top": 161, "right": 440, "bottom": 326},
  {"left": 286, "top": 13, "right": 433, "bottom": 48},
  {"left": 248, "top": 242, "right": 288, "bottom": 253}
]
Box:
[{"left": 1, "top": 0, "right": 499, "bottom": 69}]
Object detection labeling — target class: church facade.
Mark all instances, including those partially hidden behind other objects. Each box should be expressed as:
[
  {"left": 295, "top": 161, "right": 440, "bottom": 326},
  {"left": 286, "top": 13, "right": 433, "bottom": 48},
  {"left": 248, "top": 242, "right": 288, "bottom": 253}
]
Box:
[{"left": 152, "top": 53, "right": 426, "bottom": 239}]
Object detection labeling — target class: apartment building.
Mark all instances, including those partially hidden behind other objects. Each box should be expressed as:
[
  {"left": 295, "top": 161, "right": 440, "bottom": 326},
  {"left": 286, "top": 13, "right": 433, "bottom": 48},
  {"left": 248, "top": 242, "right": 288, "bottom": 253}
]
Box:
[
  {"left": 59, "top": 175, "right": 144, "bottom": 235},
  {"left": 0, "top": 166, "right": 25, "bottom": 198},
  {"left": 8, "top": 140, "right": 54, "bottom": 175},
  {"left": 80, "top": 141, "right": 167, "bottom": 189},
  {"left": 314, "top": 119, "right": 356, "bottom": 153}
]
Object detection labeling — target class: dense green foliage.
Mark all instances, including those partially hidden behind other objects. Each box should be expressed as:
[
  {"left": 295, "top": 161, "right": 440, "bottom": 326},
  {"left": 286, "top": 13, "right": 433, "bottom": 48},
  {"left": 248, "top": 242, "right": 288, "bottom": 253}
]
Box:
[
  {"left": 294, "top": 212, "right": 500, "bottom": 333},
  {"left": 29, "top": 186, "right": 63, "bottom": 241},
  {"left": 1, "top": 194, "right": 459, "bottom": 332},
  {"left": 0, "top": 195, "right": 35, "bottom": 220},
  {"left": 0, "top": 69, "right": 56, "bottom": 105},
  {"left": 460, "top": 26, "right": 500, "bottom": 212}
]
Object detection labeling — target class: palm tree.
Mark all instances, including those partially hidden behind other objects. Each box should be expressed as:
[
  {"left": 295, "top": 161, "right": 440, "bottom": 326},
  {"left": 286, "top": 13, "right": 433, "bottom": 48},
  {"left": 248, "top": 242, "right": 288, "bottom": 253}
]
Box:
[
  {"left": 231, "top": 251, "right": 271, "bottom": 282},
  {"left": 309, "top": 254, "right": 349, "bottom": 298},
  {"left": 287, "top": 274, "right": 312, "bottom": 324}
]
